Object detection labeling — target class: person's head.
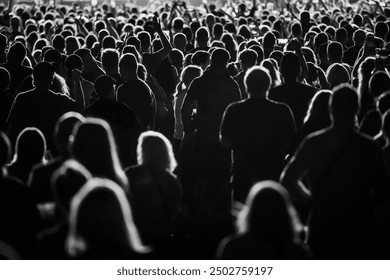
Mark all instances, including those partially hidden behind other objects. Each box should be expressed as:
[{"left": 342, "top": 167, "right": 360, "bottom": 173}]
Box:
[
  {"left": 179, "top": 65, "right": 203, "bottom": 89},
  {"left": 330, "top": 83, "right": 359, "bottom": 124},
  {"left": 0, "top": 67, "right": 10, "bottom": 93},
  {"left": 13, "top": 127, "right": 46, "bottom": 166},
  {"left": 326, "top": 63, "right": 350, "bottom": 88},
  {"left": 7, "top": 42, "right": 26, "bottom": 64},
  {"left": 53, "top": 34, "right": 65, "bottom": 53},
  {"left": 239, "top": 49, "right": 258, "bottom": 72},
  {"left": 291, "top": 22, "right": 302, "bottom": 38},
  {"left": 66, "top": 178, "right": 148, "bottom": 258},
  {"left": 126, "top": 36, "right": 141, "bottom": 53},
  {"left": 191, "top": 50, "right": 210, "bottom": 70},
  {"left": 369, "top": 71, "right": 390, "bottom": 100},
  {"left": 173, "top": 33, "right": 187, "bottom": 52},
  {"left": 280, "top": 52, "right": 301, "bottom": 81},
  {"left": 137, "top": 131, "right": 177, "bottom": 172},
  {"left": 195, "top": 27, "right": 210, "bottom": 47},
  {"left": 237, "top": 180, "right": 302, "bottom": 243},
  {"left": 102, "top": 36, "right": 116, "bottom": 49},
  {"left": 51, "top": 159, "right": 91, "bottom": 217},
  {"left": 71, "top": 118, "right": 127, "bottom": 190},
  {"left": 244, "top": 66, "right": 271, "bottom": 98},
  {"left": 33, "top": 62, "right": 55, "bottom": 88},
  {"left": 65, "top": 36, "right": 81, "bottom": 55},
  {"left": 119, "top": 53, "right": 138, "bottom": 81},
  {"left": 169, "top": 48, "right": 184, "bottom": 73},
  {"left": 137, "top": 31, "right": 151, "bottom": 52},
  {"left": 101, "top": 48, "right": 119, "bottom": 73},
  {"left": 210, "top": 48, "right": 230, "bottom": 69},
  {"left": 353, "top": 29, "right": 366, "bottom": 46},
  {"left": 327, "top": 41, "right": 343, "bottom": 63},
  {"left": 260, "top": 59, "right": 280, "bottom": 89},
  {"left": 172, "top": 17, "right": 184, "bottom": 33},
  {"left": 304, "top": 90, "right": 332, "bottom": 125},
  {"left": 94, "top": 75, "right": 115, "bottom": 99},
  {"left": 335, "top": 28, "right": 347, "bottom": 46},
  {"left": 375, "top": 21, "right": 388, "bottom": 40},
  {"left": 212, "top": 23, "right": 223, "bottom": 39}
]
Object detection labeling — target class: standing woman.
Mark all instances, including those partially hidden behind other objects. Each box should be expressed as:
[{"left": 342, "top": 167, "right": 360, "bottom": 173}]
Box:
[
  {"left": 216, "top": 181, "right": 309, "bottom": 260},
  {"left": 125, "top": 131, "right": 181, "bottom": 255},
  {"left": 70, "top": 118, "right": 129, "bottom": 192},
  {"left": 66, "top": 178, "right": 149, "bottom": 259}
]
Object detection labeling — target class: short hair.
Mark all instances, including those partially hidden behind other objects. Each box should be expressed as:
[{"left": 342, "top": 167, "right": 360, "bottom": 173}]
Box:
[
  {"left": 137, "top": 31, "right": 151, "bottom": 49},
  {"left": 239, "top": 49, "right": 258, "bottom": 68},
  {"left": 327, "top": 41, "right": 343, "bottom": 61},
  {"left": 94, "top": 75, "right": 115, "bottom": 98},
  {"left": 101, "top": 48, "right": 119, "bottom": 71},
  {"left": 195, "top": 27, "right": 209, "bottom": 43},
  {"left": 53, "top": 34, "right": 65, "bottom": 53},
  {"left": 33, "top": 62, "right": 55, "bottom": 87},
  {"left": 180, "top": 65, "right": 203, "bottom": 87},
  {"left": 331, "top": 83, "right": 359, "bottom": 119},
  {"left": 8, "top": 42, "right": 26, "bottom": 63},
  {"left": 369, "top": 71, "right": 390, "bottom": 99},
  {"left": 14, "top": 127, "right": 46, "bottom": 165},
  {"left": 191, "top": 50, "right": 210, "bottom": 66},
  {"left": 280, "top": 51, "right": 300, "bottom": 79},
  {"left": 119, "top": 53, "right": 138, "bottom": 75},
  {"left": 244, "top": 66, "right": 271, "bottom": 96},
  {"left": 102, "top": 35, "right": 116, "bottom": 49},
  {"left": 210, "top": 48, "right": 230, "bottom": 68}
]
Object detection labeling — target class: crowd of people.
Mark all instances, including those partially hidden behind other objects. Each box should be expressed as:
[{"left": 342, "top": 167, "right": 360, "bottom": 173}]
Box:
[{"left": 0, "top": 0, "right": 390, "bottom": 260}]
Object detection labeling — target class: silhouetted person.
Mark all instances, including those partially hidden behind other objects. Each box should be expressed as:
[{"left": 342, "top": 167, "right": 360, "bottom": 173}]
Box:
[
  {"left": 0, "top": 42, "right": 32, "bottom": 96},
  {"left": 116, "top": 54, "right": 154, "bottom": 130},
  {"left": 84, "top": 75, "right": 143, "bottom": 167},
  {"left": 220, "top": 66, "right": 296, "bottom": 203},
  {"left": 234, "top": 49, "right": 258, "bottom": 100},
  {"left": 28, "top": 112, "right": 85, "bottom": 203},
  {"left": 269, "top": 52, "right": 317, "bottom": 130},
  {"left": 7, "top": 62, "right": 78, "bottom": 151},
  {"left": 281, "top": 84, "right": 390, "bottom": 259},
  {"left": 71, "top": 118, "right": 129, "bottom": 192},
  {"left": 66, "top": 178, "right": 149, "bottom": 259},
  {"left": 216, "top": 181, "right": 309, "bottom": 259},
  {"left": 181, "top": 48, "right": 241, "bottom": 222},
  {"left": 7, "top": 127, "right": 46, "bottom": 184},
  {"left": 125, "top": 131, "right": 181, "bottom": 256},
  {"left": 0, "top": 131, "right": 40, "bottom": 259},
  {"left": 36, "top": 160, "right": 91, "bottom": 259},
  {"left": 0, "top": 67, "right": 12, "bottom": 130}
]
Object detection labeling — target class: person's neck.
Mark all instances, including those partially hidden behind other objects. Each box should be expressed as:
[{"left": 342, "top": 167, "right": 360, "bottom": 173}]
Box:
[
  {"left": 283, "top": 77, "right": 297, "bottom": 83},
  {"left": 332, "top": 120, "right": 355, "bottom": 135}
]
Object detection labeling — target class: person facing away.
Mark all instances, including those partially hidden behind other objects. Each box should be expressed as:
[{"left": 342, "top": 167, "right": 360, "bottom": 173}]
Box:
[
  {"left": 116, "top": 53, "right": 154, "bottom": 130},
  {"left": 36, "top": 159, "right": 92, "bottom": 260},
  {"left": 181, "top": 48, "right": 241, "bottom": 221},
  {"left": 216, "top": 181, "right": 309, "bottom": 260},
  {"left": 0, "top": 131, "right": 40, "bottom": 259},
  {"left": 281, "top": 83, "right": 390, "bottom": 259},
  {"left": 66, "top": 178, "right": 150, "bottom": 259},
  {"left": 7, "top": 127, "right": 47, "bottom": 184},
  {"left": 70, "top": 117, "right": 129, "bottom": 193},
  {"left": 84, "top": 75, "right": 143, "bottom": 168},
  {"left": 0, "top": 42, "right": 32, "bottom": 96},
  {"left": 28, "top": 112, "right": 86, "bottom": 203},
  {"left": 220, "top": 66, "right": 296, "bottom": 203},
  {"left": 7, "top": 62, "right": 78, "bottom": 152},
  {"left": 268, "top": 51, "right": 317, "bottom": 130},
  {"left": 125, "top": 131, "right": 181, "bottom": 254},
  {"left": 234, "top": 49, "right": 258, "bottom": 100}
]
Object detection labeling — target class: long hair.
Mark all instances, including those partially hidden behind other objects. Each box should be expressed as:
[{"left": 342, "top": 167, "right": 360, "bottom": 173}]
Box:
[
  {"left": 137, "top": 131, "right": 177, "bottom": 173},
  {"left": 12, "top": 127, "right": 46, "bottom": 167},
  {"left": 237, "top": 181, "right": 302, "bottom": 244},
  {"left": 66, "top": 178, "right": 149, "bottom": 258},
  {"left": 70, "top": 118, "right": 128, "bottom": 192}
]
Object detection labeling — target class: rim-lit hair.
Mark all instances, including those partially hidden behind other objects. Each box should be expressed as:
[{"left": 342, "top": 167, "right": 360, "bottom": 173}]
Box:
[
  {"left": 137, "top": 131, "right": 177, "bottom": 172},
  {"left": 66, "top": 178, "right": 149, "bottom": 258},
  {"left": 237, "top": 181, "right": 302, "bottom": 243}
]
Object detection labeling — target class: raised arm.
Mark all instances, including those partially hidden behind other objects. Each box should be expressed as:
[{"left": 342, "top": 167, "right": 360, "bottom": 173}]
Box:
[{"left": 150, "top": 16, "right": 173, "bottom": 64}]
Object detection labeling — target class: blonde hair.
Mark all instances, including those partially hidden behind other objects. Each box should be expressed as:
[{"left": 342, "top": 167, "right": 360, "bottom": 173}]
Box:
[{"left": 137, "top": 131, "right": 177, "bottom": 172}]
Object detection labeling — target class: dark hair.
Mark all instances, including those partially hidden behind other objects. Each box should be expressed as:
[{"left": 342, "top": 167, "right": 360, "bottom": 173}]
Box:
[
  {"left": 331, "top": 83, "right": 359, "bottom": 120},
  {"left": 210, "top": 47, "right": 230, "bottom": 68},
  {"left": 239, "top": 49, "right": 257, "bottom": 68},
  {"left": 94, "top": 75, "right": 115, "bottom": 98},
  {"left": 280, "top": 52, "right": 300, "bottom": 80},
  {"left": 33, "top": 62, "right": 55, "bottom": 88}
]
